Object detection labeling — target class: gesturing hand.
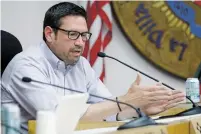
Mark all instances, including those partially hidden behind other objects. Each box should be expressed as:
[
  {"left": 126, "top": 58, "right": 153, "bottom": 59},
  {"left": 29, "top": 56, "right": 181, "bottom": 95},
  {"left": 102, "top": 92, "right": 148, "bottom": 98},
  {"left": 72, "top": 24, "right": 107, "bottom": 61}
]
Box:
[
  {"left": 124, "top": 73, "right": 173, "bottom": 108},
  {"left": 126, "top": 73, "right": 185, "bottom": 115},
  {"left": 142, "top": 89, "right": 185, "bottom": 115}
]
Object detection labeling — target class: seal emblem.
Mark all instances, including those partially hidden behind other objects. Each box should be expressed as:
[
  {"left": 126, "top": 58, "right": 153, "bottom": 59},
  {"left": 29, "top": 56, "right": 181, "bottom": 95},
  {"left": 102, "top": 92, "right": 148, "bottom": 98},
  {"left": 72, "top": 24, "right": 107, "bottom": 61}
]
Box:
[{"left": 112, "top": 1, "right": 201, "bottom": 79}]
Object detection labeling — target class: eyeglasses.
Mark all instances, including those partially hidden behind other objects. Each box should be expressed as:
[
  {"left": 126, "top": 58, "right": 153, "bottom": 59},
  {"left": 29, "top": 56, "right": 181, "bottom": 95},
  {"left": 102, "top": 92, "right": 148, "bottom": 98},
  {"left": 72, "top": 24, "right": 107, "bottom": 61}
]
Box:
[{"left": 52, "top": 26, "right": 92, "bottom": 41}]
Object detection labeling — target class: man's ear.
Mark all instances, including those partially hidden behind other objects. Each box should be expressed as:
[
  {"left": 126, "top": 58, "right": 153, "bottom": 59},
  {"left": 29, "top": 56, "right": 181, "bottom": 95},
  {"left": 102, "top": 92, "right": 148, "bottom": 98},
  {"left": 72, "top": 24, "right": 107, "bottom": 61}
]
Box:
[{"left": 44, "top": 26, "right": 55, "bottom": 43}]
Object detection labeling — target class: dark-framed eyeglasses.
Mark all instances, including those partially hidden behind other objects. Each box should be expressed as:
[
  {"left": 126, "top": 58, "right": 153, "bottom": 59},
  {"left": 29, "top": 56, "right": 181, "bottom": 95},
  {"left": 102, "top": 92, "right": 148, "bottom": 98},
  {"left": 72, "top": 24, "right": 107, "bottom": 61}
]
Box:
[{"left": 51, "top": 26, "right": 92, "bottom": 41}]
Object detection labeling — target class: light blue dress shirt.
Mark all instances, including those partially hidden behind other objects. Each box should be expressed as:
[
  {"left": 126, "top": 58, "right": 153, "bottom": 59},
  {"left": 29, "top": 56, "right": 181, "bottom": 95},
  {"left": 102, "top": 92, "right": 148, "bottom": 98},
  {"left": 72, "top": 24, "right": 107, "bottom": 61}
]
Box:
[{"left": 1, "top": 42, "right": 113, "bottom": 131}]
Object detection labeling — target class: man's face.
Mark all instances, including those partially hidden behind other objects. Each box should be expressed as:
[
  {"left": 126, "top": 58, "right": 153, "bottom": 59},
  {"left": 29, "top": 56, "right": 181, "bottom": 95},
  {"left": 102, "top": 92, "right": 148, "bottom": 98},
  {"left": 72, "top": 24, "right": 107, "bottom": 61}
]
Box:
[{"left": 45, "top": 16, "right": 89, "bottom": 64}]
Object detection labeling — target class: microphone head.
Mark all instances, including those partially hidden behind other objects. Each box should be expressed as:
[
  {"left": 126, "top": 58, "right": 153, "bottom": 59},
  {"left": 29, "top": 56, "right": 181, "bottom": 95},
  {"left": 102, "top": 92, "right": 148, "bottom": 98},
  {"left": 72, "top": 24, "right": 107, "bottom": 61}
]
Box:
[
  {"left": 97, "top": 52, "right": 106, "bottom": 58},
  {"left": 22, "top": 77, "right": 32, "bottom": 82}
]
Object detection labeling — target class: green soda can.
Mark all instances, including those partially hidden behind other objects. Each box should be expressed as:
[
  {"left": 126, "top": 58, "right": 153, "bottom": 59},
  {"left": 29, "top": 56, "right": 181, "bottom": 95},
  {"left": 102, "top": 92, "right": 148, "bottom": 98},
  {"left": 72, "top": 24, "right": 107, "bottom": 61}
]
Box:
[{"left": 1, "top": 104, "right": 21, "bottom": 134}]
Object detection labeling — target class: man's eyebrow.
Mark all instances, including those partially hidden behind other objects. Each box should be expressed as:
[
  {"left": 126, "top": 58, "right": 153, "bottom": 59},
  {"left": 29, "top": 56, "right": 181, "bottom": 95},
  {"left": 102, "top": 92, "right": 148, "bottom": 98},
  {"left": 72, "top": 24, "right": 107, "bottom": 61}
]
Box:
[{"left": 68, "top": 30, "right": 90, "bottom": 33}]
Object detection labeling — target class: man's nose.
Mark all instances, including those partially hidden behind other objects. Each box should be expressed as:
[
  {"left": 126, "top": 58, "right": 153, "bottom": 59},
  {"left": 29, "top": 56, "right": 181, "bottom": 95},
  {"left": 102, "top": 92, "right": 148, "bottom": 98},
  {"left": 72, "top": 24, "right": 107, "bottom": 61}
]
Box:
[{"left": 75, "top": 35, "right": 85, "bottom": 46}]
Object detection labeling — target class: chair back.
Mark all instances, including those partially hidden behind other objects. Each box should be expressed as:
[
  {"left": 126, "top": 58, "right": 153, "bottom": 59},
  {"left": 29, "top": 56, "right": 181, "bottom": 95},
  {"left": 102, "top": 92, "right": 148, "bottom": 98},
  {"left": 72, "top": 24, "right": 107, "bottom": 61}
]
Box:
[{"left": 1, "top": 30, "right": 23, "bottom": 75}]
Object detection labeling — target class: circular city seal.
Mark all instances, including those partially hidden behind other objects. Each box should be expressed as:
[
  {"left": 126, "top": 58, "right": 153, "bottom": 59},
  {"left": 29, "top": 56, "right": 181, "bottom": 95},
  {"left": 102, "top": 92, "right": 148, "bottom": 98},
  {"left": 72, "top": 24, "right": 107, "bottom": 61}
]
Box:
[{"left": 112, "top": 1, "right": 201, "bottom": 79}]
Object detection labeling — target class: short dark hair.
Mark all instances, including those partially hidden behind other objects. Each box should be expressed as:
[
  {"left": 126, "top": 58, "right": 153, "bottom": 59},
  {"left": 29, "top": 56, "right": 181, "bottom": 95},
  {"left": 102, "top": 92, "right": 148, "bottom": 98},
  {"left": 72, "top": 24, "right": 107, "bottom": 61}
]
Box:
[{"left": 43, "top": 2, "right": 87, "bottom": 42}]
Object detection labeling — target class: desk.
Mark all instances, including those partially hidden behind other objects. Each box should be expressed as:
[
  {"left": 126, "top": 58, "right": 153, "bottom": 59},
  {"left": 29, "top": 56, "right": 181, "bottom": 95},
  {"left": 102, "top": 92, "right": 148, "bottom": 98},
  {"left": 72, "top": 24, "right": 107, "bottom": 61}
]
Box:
[
  {"left": 29, "top": 105, "right": 201, "bottom": 134},
  {"left": 29, "top": 120, "right": 190, "bottom": 134},
  {"left": 29, "top": 119, "right": 192, "bottom": 134},
  {"left": 75, "top": 113, "right": 201, "bottom": 134},
  {"left": 76, "top": 121, "right": 190, "bottom": 134}
]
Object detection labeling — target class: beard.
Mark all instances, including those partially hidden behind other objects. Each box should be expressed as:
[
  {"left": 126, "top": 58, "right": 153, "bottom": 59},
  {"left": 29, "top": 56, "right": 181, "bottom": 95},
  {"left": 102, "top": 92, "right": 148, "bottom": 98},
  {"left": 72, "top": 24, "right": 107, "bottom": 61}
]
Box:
[
  {"left": 50, "top": 43, "right": 84, "bottom": 65},
  {"left": 63, "top": 49, "right": 83, "bottom": 65}
]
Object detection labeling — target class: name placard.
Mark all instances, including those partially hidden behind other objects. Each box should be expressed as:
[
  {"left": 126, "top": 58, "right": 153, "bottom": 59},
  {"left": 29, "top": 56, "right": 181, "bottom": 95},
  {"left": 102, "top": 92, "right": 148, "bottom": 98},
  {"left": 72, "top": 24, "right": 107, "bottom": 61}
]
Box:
[{"left": 190, "top": 116, "right": 201, "bottom": 134}]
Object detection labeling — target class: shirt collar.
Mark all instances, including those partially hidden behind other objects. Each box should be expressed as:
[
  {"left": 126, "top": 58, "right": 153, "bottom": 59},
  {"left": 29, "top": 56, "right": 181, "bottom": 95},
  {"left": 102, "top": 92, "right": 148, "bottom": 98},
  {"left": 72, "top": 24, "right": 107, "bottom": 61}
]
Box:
[{"left": 40, "top": 41, "right": 78, "bottom": 71}]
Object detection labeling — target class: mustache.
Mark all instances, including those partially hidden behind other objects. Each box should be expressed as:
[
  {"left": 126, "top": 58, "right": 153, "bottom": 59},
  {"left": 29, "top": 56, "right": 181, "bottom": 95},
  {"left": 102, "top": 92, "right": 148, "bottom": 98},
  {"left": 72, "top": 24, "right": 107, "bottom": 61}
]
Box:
[{"left": 71, "top": 46, "right": 83, "bottom": 51}]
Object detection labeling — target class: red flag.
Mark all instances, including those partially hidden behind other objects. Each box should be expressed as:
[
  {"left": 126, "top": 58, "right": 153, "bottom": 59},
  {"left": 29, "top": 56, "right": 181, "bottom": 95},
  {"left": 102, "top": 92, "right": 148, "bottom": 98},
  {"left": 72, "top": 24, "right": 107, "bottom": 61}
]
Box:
[
  {"left": 83, "top": 1, "right": 112, "bottom": 82},
  {"left": 194, "top": 1, "right": 201, "bottom": 6},
  {"left": 192, "top": 0, "right": 201, "bottom": 6}
]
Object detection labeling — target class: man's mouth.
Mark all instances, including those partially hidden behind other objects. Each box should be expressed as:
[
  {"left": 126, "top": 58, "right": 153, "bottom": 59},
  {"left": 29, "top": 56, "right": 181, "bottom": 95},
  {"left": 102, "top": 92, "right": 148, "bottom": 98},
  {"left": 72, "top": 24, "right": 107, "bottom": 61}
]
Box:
[{"left": 72, "top": 50, "right": 82, "bottom": 56}]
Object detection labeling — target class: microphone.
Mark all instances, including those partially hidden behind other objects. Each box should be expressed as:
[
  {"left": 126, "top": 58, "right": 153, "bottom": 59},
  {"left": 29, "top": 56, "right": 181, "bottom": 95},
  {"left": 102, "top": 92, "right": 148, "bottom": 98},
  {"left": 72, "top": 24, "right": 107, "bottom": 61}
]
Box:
[
  {"left": 22, "top": 77, "right": 159, "bottom": 130},
  {"left": 98, "top": 52, "right": 182, "bottom": 92},
  {"left": 97, "top": 52, "right": 201, "bottom": 117}
]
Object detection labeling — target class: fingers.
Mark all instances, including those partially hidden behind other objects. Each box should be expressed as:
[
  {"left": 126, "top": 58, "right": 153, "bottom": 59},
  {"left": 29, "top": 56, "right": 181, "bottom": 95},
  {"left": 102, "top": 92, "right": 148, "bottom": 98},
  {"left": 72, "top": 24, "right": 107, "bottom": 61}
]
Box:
[
  {"left": 144, "top": 86, "right": 172, "bottom": 100},
  {"left": 143, "top": 85, "right": 167, "bottom": 92},
  {"left": 165, "top": 97, "right": 185, "bottom": 109},
  {"left": 133, "top": 73, "right": 141, "bottom": 86},
  {"left": 148, "top": 95, "right": 171, "bottom": 101},
  {"left": 156, "top": 81, "right": 162, "bottom": 86},
  {"left": 147, "top": 87, "right": 185, "bottom": 99},
  {"left": 144, "top": 91, "right": 171, "bottom": 102},
  {"left": 164, "top": 90, "right": 185, "bottom": 109},
  {"left": 128, "top": 73, "right": 141, "bottom": 93},
  {"left": 172, "top": 90, "right": 185, "bottom": 97},
  {"left": 129, "top": 79, "right": 186, "bottom": 109},
  {"left": 132, "top": 86, "right": 172, "bottom": 103},
  {"left": 148, "top": 89, "right": 185, "bottom": 102},
  {"left": 149, "top": 89, "right": 172, "bottom": 96}
]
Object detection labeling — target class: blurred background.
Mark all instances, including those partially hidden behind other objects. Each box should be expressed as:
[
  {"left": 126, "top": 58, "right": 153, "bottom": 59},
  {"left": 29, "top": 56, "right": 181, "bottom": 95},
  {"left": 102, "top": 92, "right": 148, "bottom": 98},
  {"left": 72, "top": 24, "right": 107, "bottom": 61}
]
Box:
[{"left": 1, "top": 1, "right": 201, "bottom": 96}]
